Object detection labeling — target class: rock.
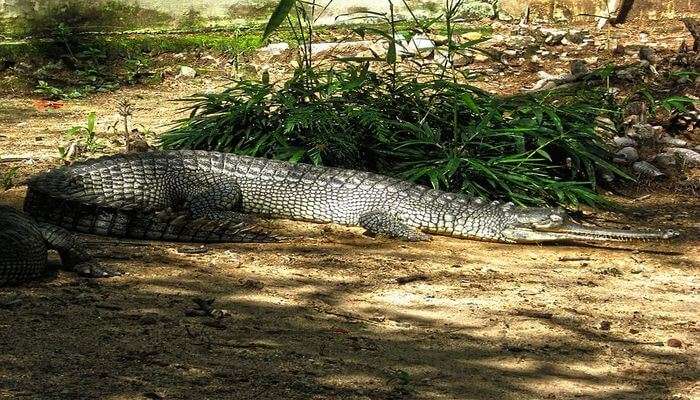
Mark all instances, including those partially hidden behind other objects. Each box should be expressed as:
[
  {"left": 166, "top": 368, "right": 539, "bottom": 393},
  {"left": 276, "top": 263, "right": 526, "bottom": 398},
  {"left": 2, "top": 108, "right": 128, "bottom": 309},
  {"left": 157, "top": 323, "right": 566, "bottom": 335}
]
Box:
[
  {"left": 177, "top": 65, "right": 197, "bottom": 78},
  {"left": 654, "top": 153, "right": 678, "bottom": 171},
  {"left": 613, "top": 136, "right": 638, "bottom": 148},
  {"left": 569, "top": 59, "right": 588, "bottom": 76},
  {"left": 404, "top": 34, "right": 435, "bottom": 55},
  {"left": 259, "top": 42, "right": 290, "bottom": 56},
  {"left": 600, "top": 321, "right": 611, "bottom": 330},
  {"left": 638, "top": 46, "right": 656, "bottom": 64},
  {"left": 659, "top": 136, "right": 688, "bottom": 147},
  {"left": 628, "top": 123, "right": 655, "bottom": 140},
  {"left": 633, "top": 161, "right": 666, "bottom": 180},
  {"left": 177, "top": 245, "right": 208, "bottom": 254},
  {"left": 497, "top": 10, "right": 513, "bottom": 21},
  {"left": 544, "top": 32, "right": 566, "bottom": 45},
  {"left": 666, "top": 147, "right": 700, "bottom": 166},
  {"left": 566, "top": 30, "right": 585, "bottom": 44},
  {"left": 666, "top": 338, "right": 683, "bottom": 348},
  {"left": 614, "top": 147, "right": 639, "bottom": 163}
]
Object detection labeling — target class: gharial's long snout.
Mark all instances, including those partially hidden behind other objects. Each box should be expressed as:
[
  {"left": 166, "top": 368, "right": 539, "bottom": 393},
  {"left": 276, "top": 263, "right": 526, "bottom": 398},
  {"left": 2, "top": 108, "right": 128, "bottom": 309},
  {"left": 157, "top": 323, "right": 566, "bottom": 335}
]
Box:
[{"left": 499, "top": 208, "right": 680, "bottom": 243}]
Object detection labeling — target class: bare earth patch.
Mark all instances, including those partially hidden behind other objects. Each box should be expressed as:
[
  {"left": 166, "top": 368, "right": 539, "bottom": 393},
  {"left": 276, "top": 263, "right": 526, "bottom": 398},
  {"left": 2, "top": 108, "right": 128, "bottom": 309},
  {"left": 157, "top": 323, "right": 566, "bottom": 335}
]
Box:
[{"left": 1, "top": 39, "right": 698, "bottom": 400}]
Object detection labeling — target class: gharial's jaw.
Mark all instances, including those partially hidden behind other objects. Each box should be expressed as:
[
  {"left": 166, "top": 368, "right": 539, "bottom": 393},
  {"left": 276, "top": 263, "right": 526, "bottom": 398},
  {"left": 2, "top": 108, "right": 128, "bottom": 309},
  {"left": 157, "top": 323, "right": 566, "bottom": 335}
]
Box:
[{"left": 501, "top": 221, "right": 680, "bottom": 243}]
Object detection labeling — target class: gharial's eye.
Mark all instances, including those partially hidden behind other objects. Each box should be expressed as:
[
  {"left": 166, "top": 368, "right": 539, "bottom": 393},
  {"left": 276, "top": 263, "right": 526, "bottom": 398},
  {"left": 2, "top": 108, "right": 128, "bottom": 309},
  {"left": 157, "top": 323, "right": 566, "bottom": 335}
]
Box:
[{"left": 549, "top": 214, "right": 563, "bottom": 223}]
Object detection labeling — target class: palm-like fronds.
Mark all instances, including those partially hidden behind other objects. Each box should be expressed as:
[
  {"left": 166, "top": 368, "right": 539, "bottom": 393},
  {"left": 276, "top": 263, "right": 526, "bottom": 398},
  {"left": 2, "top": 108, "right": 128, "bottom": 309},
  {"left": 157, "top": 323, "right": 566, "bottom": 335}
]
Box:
[{"left": 161, "top": 67, "right": 624, "bottom": 207}]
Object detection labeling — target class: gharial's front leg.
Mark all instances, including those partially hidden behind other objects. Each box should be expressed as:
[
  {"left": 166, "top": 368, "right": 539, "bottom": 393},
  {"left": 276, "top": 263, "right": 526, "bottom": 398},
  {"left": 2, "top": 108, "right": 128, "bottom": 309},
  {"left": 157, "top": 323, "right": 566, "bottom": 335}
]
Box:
[
  {"left": 37, "top": 223, "right": 118, "bottom": 278},
  {"left": 359, "top": 211, "right": 431, "bottom": 242}
]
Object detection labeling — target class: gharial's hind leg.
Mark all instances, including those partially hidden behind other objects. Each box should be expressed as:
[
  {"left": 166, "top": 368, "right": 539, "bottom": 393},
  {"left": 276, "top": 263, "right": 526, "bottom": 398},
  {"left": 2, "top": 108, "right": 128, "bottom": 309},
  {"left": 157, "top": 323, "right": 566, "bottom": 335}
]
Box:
[
  {"left": 162, "top": 174, "right": 276, "bottom": 242},
  {"left": 163, "top": 174, "right": 250, "bottom": 221},
  {"left": 37, "top": 223, "right": 118, "bottom": 278},
  {"left": 358, "top": 211, "right": 431, "bottom": 242}
]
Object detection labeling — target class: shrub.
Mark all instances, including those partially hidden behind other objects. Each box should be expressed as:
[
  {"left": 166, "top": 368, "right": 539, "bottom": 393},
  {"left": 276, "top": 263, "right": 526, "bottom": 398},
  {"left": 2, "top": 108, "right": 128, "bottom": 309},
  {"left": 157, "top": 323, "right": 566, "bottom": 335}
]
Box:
[
  {"left": 160, "top": 0, "right": 627, "bottom": 207},
  {"left": 161, "top": 66, "right": 626, "bottom": 207}
]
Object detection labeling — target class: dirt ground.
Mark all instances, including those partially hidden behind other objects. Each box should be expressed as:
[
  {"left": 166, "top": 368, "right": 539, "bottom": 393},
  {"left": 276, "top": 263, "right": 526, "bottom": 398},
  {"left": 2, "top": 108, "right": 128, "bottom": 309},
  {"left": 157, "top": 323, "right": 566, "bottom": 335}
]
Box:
[{"left": 1, "top": 20, "right": 699, "bottom": 400}]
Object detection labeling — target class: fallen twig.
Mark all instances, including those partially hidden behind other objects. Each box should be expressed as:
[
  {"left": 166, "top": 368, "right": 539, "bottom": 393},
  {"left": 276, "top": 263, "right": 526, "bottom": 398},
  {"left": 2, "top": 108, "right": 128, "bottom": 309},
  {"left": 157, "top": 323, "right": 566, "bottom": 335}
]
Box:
[{"left": 558, "top": 256, "right": 592, "bottom": 262}]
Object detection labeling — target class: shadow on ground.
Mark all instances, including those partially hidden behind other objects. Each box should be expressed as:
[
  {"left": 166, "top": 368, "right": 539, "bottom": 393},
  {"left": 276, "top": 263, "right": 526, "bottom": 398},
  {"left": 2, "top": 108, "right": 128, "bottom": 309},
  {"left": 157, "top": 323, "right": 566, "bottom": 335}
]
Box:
[{"left": 0, "top": 229, "right": 696, "bottom": 400}]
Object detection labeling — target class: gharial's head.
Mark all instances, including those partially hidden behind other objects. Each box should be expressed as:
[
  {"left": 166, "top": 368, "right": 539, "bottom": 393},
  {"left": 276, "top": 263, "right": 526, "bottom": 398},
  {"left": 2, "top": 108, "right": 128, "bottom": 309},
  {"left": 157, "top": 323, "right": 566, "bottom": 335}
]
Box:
[{"left": 496, "top": 207, "right": 679, "bottom": 243}]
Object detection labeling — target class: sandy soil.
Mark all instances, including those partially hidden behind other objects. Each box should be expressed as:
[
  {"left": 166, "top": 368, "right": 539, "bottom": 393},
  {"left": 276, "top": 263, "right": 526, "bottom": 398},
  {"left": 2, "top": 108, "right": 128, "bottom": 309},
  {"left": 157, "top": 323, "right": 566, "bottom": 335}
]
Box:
[{"left": 1, "top": 21, "right": 699, "bottom": 400}]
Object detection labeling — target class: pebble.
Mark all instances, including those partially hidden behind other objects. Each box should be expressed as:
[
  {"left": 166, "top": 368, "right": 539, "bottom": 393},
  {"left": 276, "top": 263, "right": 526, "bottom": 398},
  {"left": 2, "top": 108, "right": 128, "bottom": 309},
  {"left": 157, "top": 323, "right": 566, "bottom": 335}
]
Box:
[
  {"left": 177, "top": 65, "right": 197, "bottom": 78},
  {"left": 613, "top": 136, "right": 637, "bottom": 147},
  {"left": 632, "top": 161, "right": 665, "bottom": 180},
  {"left": 666, "top": 338, "right": 683, "bottom": 348},
  {"left": 615, "top": 146, "right": 639, "bottom": 162}
]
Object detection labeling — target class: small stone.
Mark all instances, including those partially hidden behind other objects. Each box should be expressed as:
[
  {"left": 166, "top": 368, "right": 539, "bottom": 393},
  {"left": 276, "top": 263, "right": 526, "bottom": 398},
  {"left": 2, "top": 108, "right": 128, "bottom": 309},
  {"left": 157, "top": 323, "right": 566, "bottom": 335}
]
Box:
[
  {"left": 633, "top": 161, "right": 666, "bottom": 180},
  {"left": 544, "top": 32, "right": 566, "bottom": 45},
  {"left": 177, "top": 246, "right": 208, "bottom": 254},
  {"left": 629, "top": 328, "right": 640, "bottom": 334},
  {"left": 497, "top": 11, "right": 513, "bottom": 21},
  {"left": 258, "top": 42, "right": 290, "bottom": 56},
  {"left": 177, "top": 65, "right": 197, "bottom": 78},
  {"left": 600, "top": 321, "right": 611, "bottom": 330},
  {"left": 666, "top": 147, "right": 700, "bottom": 166},
  {"left": 666, "top": 338, "right": 683, "bottom": 348},
  {"left": 615, "top": 146, "right": 639, "bottom": 163},
  {"left": 405, "top": 34, "right": 435, "bottom": 54},
  {"left": 613, "top": 136, "right": 637, "bottom": 148},
  {"left": 659, "top": 136, "right": 687, "bottom": 147}
]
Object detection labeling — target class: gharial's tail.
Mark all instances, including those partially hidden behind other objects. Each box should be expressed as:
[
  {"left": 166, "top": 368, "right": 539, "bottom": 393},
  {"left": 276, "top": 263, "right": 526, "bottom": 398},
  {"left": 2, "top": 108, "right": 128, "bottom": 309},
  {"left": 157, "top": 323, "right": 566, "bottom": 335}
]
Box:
[{"left": 23, "top": 188, "right": 277, "bottom": 243}]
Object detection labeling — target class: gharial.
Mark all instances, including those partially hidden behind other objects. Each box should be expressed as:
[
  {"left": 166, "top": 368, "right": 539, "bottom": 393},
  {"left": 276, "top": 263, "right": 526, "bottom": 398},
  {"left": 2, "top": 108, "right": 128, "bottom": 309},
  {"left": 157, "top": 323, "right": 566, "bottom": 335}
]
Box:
[
  {"left": 2, "top": 150, "right": 679, "bottom": 285},
  {"left": 0, "top": 205, "right": 112, "bottom": 286}
]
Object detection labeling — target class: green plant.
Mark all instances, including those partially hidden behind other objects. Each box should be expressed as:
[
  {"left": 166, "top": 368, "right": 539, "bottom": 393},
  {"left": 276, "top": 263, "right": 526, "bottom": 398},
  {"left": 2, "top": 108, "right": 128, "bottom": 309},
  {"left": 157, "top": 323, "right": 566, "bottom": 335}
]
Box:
[
  {"left": 66, "top": 112, "right": 103, "bottom": 151},
  {"left": 161, "top": 0, "right": 627, "bottom": 207},
  {"left": 1, "top": 166, "right": 20, "bottom": 191}
]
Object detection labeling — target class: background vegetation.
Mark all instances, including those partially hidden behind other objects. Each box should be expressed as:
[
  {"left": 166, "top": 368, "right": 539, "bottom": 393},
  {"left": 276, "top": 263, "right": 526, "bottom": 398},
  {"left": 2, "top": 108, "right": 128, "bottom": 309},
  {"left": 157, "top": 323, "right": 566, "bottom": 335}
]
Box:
[
  {"left": 162, "top": 0, "right": 631, "bottom": 207},
  {"left": 2, "top": 0, "right": 692, "bottom": 207}
]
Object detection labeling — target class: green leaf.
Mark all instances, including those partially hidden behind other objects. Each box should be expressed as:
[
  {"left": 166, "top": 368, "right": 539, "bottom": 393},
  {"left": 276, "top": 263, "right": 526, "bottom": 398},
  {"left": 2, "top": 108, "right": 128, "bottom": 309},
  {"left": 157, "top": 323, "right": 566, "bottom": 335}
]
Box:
[
  {"left": 262, "top": 0, "right": 295, "bottom": 41},
  {"left": 460, "top": 93, "right": 480, "bottom": 113},
  {"left": 386, "top": 39, "right": 397, "bottom": 64},
  {"left": 86, "top": 112, "right": 96, "bottom": 132}
]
